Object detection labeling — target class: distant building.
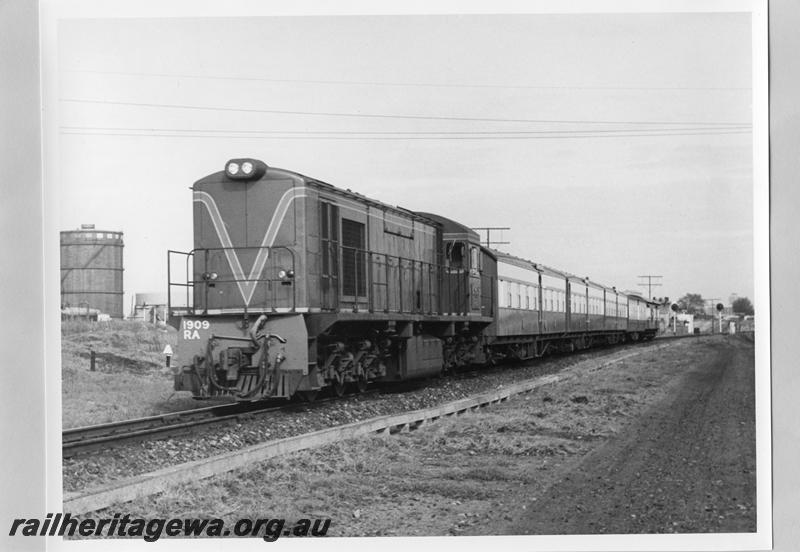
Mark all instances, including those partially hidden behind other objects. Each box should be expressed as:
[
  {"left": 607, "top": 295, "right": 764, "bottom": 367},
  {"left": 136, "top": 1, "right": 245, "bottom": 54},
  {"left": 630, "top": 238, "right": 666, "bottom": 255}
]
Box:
[
  {"left": 676, "top": 313, "right": 695, "bottom": 334},
  {"left": 129, "top": 292, "right": 167, "bottom": 324}
]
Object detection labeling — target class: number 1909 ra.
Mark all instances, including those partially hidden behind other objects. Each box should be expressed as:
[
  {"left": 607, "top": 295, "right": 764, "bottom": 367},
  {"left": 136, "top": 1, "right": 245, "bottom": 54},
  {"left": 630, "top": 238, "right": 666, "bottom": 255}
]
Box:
[{"left": 182, "top": 319, "right": 210, "bottom": 340}]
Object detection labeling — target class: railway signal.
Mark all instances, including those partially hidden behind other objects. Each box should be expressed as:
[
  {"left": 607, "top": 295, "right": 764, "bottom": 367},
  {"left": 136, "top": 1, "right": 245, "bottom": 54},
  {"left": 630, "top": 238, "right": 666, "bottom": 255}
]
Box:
[
  {"left": 670, "top": 303, "right": 678, "bottom": 334},
  {"left": 704, "top": 298, "right": 721, "bottom": 333}
]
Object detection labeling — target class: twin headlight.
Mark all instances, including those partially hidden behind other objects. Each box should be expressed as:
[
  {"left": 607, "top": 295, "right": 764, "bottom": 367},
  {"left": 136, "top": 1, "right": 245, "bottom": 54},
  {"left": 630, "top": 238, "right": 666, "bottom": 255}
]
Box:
[{"left": 225, "top": 158, "right": 268, "bottom": 180}]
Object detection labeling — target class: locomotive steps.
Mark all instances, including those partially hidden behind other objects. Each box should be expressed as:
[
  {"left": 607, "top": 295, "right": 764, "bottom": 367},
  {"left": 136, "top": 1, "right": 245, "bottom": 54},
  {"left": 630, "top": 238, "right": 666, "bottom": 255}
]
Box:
[{"left": 64, "top": 340, "right": 682, "bottom": 515}]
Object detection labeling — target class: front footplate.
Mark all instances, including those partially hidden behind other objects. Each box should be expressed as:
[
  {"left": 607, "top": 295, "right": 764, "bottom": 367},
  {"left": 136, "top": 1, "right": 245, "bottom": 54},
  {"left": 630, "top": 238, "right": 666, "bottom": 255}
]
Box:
[{"left": 173, "top": 314, "right": 321, "bottom": 400}]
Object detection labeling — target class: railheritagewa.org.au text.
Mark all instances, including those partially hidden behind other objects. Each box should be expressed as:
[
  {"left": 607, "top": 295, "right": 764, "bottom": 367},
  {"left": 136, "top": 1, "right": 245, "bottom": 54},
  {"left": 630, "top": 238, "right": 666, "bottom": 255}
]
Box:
[{"left": 9, "top": 513, "right": 331, "bottom": 542}]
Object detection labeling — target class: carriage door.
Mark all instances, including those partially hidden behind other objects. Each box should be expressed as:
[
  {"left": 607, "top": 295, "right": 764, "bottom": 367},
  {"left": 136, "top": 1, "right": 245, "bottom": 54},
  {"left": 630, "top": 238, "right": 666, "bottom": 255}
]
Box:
[
  {"left": 341, "top": 218, "right": 367, "bottom": 307},
  {"left": 565, "top": 280, "right": 572, "bottom": 330},
  {"left": 468, "top": 245, "right": 482, "bottom": 314},
  {"left": 445, "top": 242, "right": 468, "bottom": 314},
  {"left": 320, "top": 202, "right": 339, "bottom": 310}
]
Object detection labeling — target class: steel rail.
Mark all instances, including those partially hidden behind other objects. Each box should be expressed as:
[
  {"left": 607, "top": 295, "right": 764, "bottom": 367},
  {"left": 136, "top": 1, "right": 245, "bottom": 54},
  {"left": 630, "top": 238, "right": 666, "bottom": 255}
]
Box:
[
  {"left": 62, "top": 401, "right": 291, "bottom": 458},
  {"left": 62, "top": 391, "right": 381, "bottom": 458}
]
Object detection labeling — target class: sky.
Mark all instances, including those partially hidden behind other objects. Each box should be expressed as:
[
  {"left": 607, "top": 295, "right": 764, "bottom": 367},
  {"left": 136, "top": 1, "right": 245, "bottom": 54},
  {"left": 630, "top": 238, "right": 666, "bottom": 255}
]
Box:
[{"left": 54, "top": 11, "right": 757, "bottom": 313}]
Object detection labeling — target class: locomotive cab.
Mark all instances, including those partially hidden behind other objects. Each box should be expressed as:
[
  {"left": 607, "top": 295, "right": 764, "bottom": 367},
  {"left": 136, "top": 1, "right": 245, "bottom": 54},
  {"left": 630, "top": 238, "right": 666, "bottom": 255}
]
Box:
[{"left": 416, "top": 212, "right": 486, "bottom": 317}]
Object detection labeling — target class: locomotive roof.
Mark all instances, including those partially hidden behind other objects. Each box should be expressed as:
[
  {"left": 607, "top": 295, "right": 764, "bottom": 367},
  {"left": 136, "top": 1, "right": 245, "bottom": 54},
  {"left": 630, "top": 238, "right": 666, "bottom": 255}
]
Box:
[
  {"left": 414, "top": 212, "right": 480, "bottom": 241},
  {"left": 196, "top": 163, "right": 657, "bottom": 306},
  {"left": 194, "top": 166, "right": 440, "bottom": 227}
]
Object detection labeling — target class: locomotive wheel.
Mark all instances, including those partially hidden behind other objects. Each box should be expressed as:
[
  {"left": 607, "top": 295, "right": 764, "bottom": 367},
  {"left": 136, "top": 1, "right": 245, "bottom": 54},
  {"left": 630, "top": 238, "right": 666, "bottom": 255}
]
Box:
[{"left": 332, "top": 380, "right": 346, "bottom": 398}]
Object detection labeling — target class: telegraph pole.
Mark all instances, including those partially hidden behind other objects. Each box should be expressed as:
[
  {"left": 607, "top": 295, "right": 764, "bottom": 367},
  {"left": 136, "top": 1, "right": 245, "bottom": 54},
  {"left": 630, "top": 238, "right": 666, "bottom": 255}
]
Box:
[
  {"left": 637, "top": 275, "right": 663, "bottom": 300},
  {"left": 472, "top": 227, "right": 511, "bottom": 248}
]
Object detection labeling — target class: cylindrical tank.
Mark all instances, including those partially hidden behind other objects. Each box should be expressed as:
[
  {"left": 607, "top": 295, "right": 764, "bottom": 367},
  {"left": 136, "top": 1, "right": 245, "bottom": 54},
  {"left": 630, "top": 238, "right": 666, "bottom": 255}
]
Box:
[{"left": 60, "top": 224, "right": 124, "bottom": 318}]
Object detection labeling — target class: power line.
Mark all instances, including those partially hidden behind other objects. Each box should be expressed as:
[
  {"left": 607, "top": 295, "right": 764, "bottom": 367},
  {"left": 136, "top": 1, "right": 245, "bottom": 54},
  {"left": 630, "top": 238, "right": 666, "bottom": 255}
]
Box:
[
  {"left": 472, "top": 227, "right": 511, "bottom": 248},
  {"left": 637, "top": 275, "right": 663, "bottom": 299},
  {"left": 60, "top": 125, "right": 753, "bottom": 135},
  {"left": 60, "top": 98, "right": 751, "bottom": 127},
  {"left": 59, "top": 130, "right": 752, "bottom": 141},
  {"left": 64, "top": 69, "right": 753, "bottom": 92}
]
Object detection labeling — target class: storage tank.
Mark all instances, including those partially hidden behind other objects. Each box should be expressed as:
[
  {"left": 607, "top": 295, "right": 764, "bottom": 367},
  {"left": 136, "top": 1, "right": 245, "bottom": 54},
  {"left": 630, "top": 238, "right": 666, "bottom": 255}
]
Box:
[{"left": 60, "top": 224, "right": 124, "bottom": 318}]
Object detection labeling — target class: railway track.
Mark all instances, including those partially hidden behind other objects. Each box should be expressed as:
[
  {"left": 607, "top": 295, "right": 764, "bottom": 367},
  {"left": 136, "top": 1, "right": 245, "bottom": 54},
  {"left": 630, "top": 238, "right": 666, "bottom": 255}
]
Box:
[
  {"left": 62, "top": 400, "right": 288, "bottom": 458},
  {"left": 63, "top": 389, "right": 383, "bottom": 458},
  {"left": 61, "top": 332, "right": 714, "bottom": 459}
]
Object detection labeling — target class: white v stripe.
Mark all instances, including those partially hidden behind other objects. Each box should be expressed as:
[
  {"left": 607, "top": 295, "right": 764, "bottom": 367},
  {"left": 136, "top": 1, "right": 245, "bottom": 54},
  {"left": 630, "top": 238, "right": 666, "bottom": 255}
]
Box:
[{"left": 194, "top": 188, "right": 307, "bottom": 306}]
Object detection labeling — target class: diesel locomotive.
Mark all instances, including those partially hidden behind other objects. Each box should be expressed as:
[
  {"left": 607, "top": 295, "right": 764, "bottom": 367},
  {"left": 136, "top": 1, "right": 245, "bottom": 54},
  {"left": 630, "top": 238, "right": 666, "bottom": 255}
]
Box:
[{"left": 168, "top": 158, "right": 658, "bottom": 401}]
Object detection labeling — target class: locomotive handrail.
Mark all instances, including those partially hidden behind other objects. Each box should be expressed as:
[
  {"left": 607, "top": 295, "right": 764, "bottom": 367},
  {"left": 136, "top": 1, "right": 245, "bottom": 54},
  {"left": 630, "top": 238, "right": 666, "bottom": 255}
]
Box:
[
  {"left": 167, "top": 246, "right": 297, "bottom": 317},
  {"left": 169, "top": 243, "right": 487, "bottom": 318},
  {"left": 166, "top": 249, "right": 193, "bottom": 317},
  {"left": 337, "top": 244, "right": 472, "bottom": 316}
]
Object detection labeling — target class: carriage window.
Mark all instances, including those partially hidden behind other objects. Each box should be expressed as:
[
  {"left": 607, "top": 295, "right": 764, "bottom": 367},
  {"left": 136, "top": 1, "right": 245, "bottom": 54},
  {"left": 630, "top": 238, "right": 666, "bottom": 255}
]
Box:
[{"left": 470, "top": 246, "right": 480, "bottom": 274}]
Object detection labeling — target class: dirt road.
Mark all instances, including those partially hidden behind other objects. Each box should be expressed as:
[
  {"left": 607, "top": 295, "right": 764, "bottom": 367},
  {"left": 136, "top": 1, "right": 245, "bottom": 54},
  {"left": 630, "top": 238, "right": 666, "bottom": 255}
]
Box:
[{"left": 509, "top": 336, "right": 756, "bottom": 534}]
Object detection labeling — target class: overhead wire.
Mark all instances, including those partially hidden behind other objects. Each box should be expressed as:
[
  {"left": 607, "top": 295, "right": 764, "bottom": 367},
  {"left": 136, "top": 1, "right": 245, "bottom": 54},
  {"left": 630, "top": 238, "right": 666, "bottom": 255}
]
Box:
[
  {"left": 60, "top": 130, "right": 752, "bottom": 140},
  {"left": 60, "top": 98, "right": 751, "bottom": 127},
  {"left": 60, "top": 125, "right": 752, "bottom": 135},
  {"left": 63, "top": 69, "right": 752, "bottom": 92}
]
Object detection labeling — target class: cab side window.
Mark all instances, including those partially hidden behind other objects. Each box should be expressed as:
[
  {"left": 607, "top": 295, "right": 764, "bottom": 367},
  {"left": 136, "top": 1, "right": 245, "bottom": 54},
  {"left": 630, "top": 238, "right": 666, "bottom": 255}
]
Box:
[{"left": 447, "top": 242, "right": 465, "bottom": 270}]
